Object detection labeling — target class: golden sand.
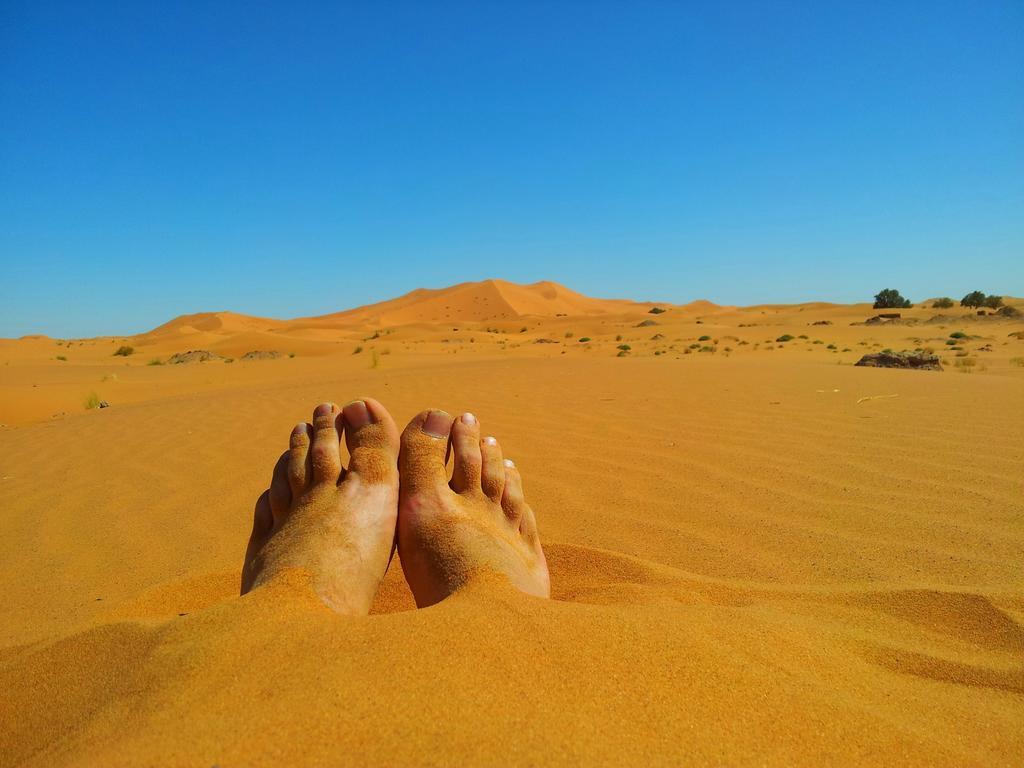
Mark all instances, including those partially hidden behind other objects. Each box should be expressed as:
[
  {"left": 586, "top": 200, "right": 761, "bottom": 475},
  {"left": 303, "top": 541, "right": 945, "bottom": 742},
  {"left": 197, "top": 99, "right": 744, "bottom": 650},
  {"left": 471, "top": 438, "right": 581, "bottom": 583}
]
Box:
[{"left": 1, "top": 281, "right": 1022, "bottom": 766}]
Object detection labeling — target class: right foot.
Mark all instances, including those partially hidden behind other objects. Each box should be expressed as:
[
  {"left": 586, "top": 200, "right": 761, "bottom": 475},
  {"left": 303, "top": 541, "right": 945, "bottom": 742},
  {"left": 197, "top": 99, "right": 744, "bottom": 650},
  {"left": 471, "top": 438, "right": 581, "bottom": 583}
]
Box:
[{"left": 397, "top": 410, "right": 550, "bottom": 607}]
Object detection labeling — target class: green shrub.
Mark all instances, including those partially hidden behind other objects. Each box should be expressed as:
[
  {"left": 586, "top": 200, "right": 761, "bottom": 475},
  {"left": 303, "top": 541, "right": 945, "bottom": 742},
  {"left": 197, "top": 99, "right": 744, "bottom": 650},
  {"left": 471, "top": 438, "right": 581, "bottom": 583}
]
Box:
[
  {"left": 945, "top": 339, "right": 957, "bottom": 346},
  {"left": 648, "top": 307, "right": 666, "bottom": 314},
  {"left": 798, "top": 334, "right": 808, "bottom": 339},
  {"left": 617, "top": 344, "right": 631, "bottom": 351},
  {"left": 698, "top": 335, "right": 711, "bottom": 341},
  {"left": 931, "top": 297, "right": 954, "bottom": 309},
  {"left": 616, "top": 350, "right": 628, "bottom": 357},
  {"left": 113, "top": 345, "right": 134, "bottom": 357},
  {"left": 84, "top": 392, "right": 101, "bottom": 409},
  {"left": 949, "top": 331, "right": 967, "bottom": 339},
  {"left": 961, "top": 290, "right": 986, "bottom": 308},
  {"left": 776, "top": 334, "right": 794, "bottom": 342},
  {"left": 873, "top": 288, "right": 912, "bottom": 309},
  {"left": 983, "top": 295, "right": 1003, "bottom": 309},
  {"left": 56, "top": 355, "right": 67, "bottom": 361},
  {"left": 826, "top": 344, "right": 836, "bottom": 350},
  {"left": 578, "top": 337, "right": 591, "bottom": 343},
  {"left": 147, "top": 358, "right": 163, "bottom": 366}
]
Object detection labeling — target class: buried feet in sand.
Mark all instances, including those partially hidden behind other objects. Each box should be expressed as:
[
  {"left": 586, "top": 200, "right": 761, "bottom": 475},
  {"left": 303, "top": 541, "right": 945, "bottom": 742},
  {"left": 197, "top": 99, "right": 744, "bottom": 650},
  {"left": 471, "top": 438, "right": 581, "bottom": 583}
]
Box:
[
  {"left": 243, "top": 403, "right": 549, "bottom": 612},
  {"left": 397, "top": 410, "right": 550, "bottom": 607},
  {"left": 242, "top": 399, "right": 400, "bottom": 615}
]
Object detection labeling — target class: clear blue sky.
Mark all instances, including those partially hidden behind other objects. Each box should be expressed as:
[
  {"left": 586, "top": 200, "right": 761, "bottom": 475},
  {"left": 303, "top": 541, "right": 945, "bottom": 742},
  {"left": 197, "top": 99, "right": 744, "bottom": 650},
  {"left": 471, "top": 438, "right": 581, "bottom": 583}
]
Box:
[{"left": 1, "top": 1, "right": 1021, "bottom": 338}]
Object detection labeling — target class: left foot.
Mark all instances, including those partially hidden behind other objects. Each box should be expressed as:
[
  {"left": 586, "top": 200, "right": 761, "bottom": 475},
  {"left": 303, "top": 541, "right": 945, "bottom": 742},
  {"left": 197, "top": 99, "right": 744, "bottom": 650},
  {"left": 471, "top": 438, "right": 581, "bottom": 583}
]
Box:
[{"left": 242, "top": 399, "right": 400, "bottom": 615}]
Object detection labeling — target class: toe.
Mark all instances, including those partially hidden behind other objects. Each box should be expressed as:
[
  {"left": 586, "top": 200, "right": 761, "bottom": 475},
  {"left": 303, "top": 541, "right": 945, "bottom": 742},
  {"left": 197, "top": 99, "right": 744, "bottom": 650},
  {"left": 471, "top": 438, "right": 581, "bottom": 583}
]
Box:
[
  {"left": 269, "top": 450, "right": 292, "bottom": 520},
  {"left": 288, "top": 422, "right": 312, "bottom": 495},
  {"left": 449, "top": 412, "right": 482, "bottom": 494},
  {"left": 399, "top": 409, "right": 454, "bottom": 496},
  {"left": 500, "top": 459, "right": 527, "bottom": 526},
  {"left": 341, "top": 397, "right": 400, "bottom": 486},
  {"left": 310, "top": 402, "right": 343, "bottom": 484},
  {"left": 480, "top": 435, "right": 506, "bottom": 502}
]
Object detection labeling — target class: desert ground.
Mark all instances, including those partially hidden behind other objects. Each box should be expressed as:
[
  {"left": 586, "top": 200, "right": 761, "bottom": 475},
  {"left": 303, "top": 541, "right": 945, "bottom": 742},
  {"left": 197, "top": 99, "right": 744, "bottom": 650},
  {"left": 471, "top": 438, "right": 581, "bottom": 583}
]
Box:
[{"left": 1, "top": 279, "right": 1022, "bottom": 766}]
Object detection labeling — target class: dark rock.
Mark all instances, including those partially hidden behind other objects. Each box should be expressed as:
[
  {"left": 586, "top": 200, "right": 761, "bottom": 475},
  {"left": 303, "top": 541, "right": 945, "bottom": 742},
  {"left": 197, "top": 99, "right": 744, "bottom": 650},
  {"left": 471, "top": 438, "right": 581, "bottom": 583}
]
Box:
[
  {"left": 855, "top": 352, "right": 942, "bottom": 371},
  {"left": 168, "top": 350, "right": 224, "bottom": 364},
  {"left": 811, "top": 320, "right": 832, "bottom": 325},
  {"left": 240, "top": 350, "right": 282, "bottom": 361},
  {"left": 98, "top": 400, "right": 110, "bottom": 408},
  {"left": 534, "top": 338, "right": 559, "bottom": 344}
]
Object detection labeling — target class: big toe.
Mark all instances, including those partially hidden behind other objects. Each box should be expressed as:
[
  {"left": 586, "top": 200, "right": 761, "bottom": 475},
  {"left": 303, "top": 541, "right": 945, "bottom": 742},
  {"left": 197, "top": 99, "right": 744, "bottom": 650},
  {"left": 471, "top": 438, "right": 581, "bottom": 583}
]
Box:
[
  {"left": 400, "top": 409, "right": 454, "bottom": 497},
  {"left": 341, "top": 397, "right": 399, "bottom": 486}
]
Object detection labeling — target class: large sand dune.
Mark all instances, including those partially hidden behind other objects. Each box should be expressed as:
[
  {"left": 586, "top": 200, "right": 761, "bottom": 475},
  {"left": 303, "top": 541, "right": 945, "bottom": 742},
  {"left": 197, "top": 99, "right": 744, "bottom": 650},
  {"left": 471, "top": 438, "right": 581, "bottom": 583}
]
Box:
[{"left": 1, "top": 281, "right": 1022, "bottom": 765}]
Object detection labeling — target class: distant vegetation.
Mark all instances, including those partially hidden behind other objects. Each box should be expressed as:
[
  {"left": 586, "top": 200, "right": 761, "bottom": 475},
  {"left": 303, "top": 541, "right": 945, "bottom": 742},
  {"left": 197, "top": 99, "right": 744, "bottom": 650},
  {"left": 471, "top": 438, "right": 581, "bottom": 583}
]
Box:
[
  {"left": 147, "top": 358, "right": 164, "bottom": 366},
  {"left": 353, "top": 345, "right": 363, "bottom": 354},
  {"left": 578, "top": 337, "right": 591, "bottom": 343},
  {"left": 56, "top": 355, "right": 67, "bottom": 361},
  {"left": 648, "top": 307, "right": 666, "bottom": 314},
  {"left": 617, "top": 344, "right": 631, "bottom": 351},
  {"left": 698, "top": 335, "right": 710, "bottom": 341},
  {"left": 113, "top": 345, "right": 134, "bottom": 357},
  {"left": 873, "top": 288, "right": 912, "bottom": 309},
  {"left": 961, "top": 291, "right": 1002, "bottom": 309},
  {"left": 931, "top": 297, "right": 954, "bottom": 309},
  {"left": 84, "top": 392, "right": 101, "bottom": 409},
  {"left": 776, "top": 334, "right": 794, "bottom": 342}
]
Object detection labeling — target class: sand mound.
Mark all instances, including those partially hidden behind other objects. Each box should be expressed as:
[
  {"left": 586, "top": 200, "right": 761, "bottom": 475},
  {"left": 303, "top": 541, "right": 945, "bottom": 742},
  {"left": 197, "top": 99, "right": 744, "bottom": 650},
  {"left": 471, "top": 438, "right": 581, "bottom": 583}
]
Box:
[{"left": 0, "top": 285, "right": 1022, "bottom": 764}]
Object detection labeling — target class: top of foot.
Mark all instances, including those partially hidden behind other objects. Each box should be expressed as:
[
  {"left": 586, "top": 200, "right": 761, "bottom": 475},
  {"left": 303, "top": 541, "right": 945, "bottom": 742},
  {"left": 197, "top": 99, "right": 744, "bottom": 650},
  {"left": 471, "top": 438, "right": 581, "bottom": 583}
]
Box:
[
  {"left": 397, "top": 410, "right": 550, "bottom": 608},
  {"left": 242, "top": 398, "right": 400, "bottom": 615}
]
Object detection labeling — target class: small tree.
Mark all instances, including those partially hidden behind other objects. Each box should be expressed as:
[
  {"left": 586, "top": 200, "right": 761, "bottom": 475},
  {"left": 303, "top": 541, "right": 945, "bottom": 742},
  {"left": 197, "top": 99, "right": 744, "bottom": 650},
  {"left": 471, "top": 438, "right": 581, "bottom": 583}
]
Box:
[
  {"left": 873, "top": 288, "right": 911, "bottom": 309},
  {"left": 983, "top": 295, "right": 1004, "bottom": 309},
  {"left": 961, "top": 291, "right": 986, "bottom": 308},
  {"left": 931, "top": 297, "right": 954, "bottom": 309}
]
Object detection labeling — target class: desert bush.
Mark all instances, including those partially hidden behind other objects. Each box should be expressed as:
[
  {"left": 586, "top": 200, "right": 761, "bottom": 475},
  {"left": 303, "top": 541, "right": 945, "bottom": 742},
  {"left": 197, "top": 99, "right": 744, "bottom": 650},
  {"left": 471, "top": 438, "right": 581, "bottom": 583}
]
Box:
[
  {"left": 648, "top": 307, "right": 666, "bottom": 314},
  {"left": 960, "top": 291, "right": 986, "bottom": 308},
  {"left": 617, "top": 344, "right": 631, "bottom": 351},
  {"left": 983, "top": 295, "right": 1004, "bottom": 309},
  {"left": 353, "top": 345, "right": 363, "bottom": 354},
  {"left": 564, "top": 331, "right": 573, "bottom": 338},
  {"left": 84, "top": 392, "right": 101, "bottom": 409},
  {"left": 776, "top": 334, "right": 794, "bottom": 342},
  {"left": 945, "top": 339, "right": 957, "bottom": 346},
  {"left": 949, "top": 331, "right": 967, "bottom": 339},
  {"left": 616, "top": 350, "right": 628, "bottom": 357},
  {"left": 520, "top": 327, "right": 527, "bottom": 333},
  {"left": 826, "top": 344, "right": 836, "bottom": 350},
  {"left": 1009, "top": 357, "right": 1024, "bottom": 367},
  {"left": 698, "top": 335, "right": 711, "bottom": 341},
  {"left": 996, "top": 305, "right": 1019, "bottom": 317},
  {"left": 147, "top": 358, "right": 163, "bottom": 366},
  {"left": 578, "top": 337, "right": 591, "bottom": 343},
  {"left": 798, "top": 334, "right": 808, "bottom": 339},
  {"left": 113, "top": 345, "right": 134, "bottom": 357},
  {"left": 931, "top": 297, "right": 954, "bottom": 309},
  {"left": 873, "top": 288, "right": 912, "bottom": 309},
  {"left": 56, "top": 355, "right": 67, "bottom": 361}
]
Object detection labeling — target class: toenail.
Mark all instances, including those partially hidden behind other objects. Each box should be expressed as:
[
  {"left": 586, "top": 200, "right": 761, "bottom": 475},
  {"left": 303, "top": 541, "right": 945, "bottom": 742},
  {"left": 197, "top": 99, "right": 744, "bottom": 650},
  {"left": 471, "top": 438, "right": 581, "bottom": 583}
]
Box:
[
  {"left": 315, "top": 403, "right": 333, "bottom": 418},
  {"left": 484, "top": 436, "right": 498, "bottom": 446},
  {"left": 461, "top": 412, "right": 476, "bottom": 425},
  {"left": 503, "top": 458, "right": 515, "bottom": 468},
  {"left": 294, "top": 423, "right": 308, "bottom": 436},
  {"left": 422, "top": 410, "right": 452, "bottom": 439},
  {"left": 343, "top": 400, "right": 371, "bottom": 430}
]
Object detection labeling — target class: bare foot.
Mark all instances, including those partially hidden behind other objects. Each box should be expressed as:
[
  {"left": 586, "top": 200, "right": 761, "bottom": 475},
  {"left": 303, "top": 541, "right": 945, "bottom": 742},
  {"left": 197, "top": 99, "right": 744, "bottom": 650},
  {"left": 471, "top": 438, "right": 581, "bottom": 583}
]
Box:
[
  {"left": 397, "top": 410, "right": 550, "bottom": 607},
  {"left": 242, "top": 399, "right": 400, "bottom": 615}
]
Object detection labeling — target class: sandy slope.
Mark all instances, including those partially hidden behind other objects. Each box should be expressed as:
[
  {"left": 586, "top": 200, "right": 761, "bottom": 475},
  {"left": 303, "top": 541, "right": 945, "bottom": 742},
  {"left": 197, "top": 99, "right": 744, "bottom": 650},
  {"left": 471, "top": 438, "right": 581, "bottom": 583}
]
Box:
[{"left": 1, "top": 282, "right": 1022, "bottom": 766}]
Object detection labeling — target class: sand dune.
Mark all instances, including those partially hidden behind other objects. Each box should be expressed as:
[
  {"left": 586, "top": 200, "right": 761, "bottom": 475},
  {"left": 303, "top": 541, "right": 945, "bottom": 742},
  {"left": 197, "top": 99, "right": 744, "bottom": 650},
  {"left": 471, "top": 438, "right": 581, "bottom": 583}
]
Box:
[{"left": 1, "top": 282, "right": 1022, "bottom": 765}]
